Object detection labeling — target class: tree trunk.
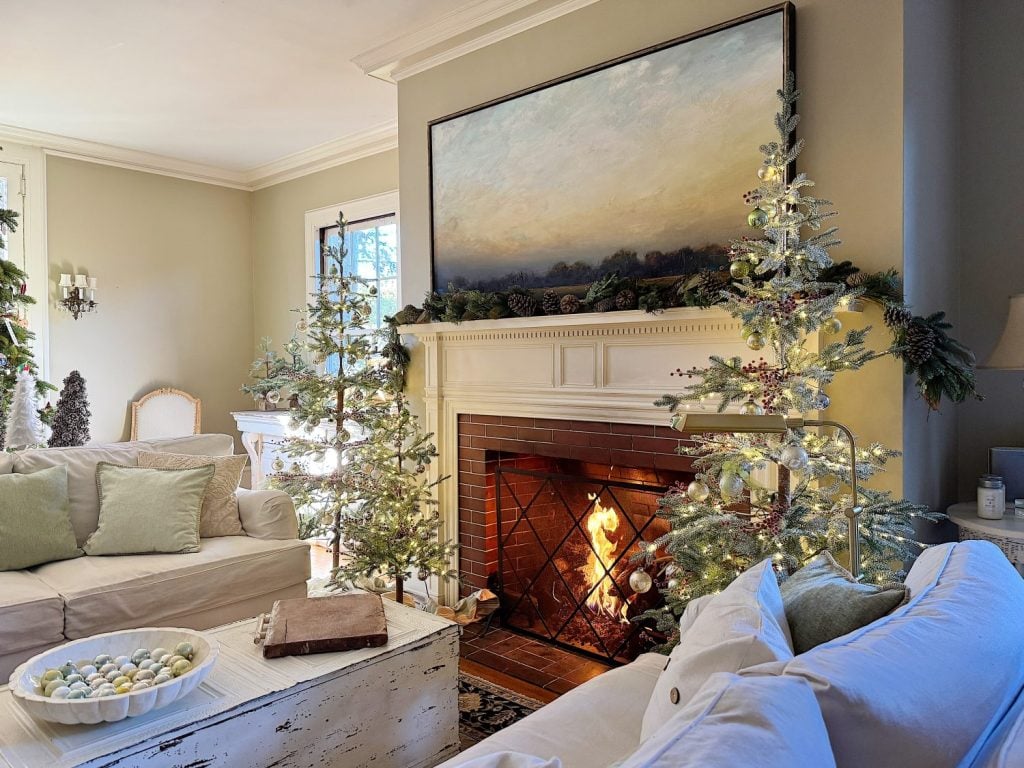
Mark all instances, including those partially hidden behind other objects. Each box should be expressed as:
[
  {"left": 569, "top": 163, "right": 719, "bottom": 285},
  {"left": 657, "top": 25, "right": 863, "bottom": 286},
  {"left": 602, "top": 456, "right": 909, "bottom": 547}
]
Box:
[
  {"left": 332, "top": 510, "right": 341, "bottom": 570},
  {"left": 395, "top": 577, "right": 404, "bottom": 606}
]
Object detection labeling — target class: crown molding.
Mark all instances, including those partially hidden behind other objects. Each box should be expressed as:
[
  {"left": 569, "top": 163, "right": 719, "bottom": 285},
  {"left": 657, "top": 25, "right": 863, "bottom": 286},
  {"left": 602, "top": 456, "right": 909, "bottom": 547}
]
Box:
[
  {"left": 354, "top": 0, "right": 600, "bottom": 83},
  {"left": 245, "top": 121, "right": 398, "bottom": 190},
  {"left": 0, "top": 123, "right": 251, "bottom": 189},
  {"left": 0, "top": 120, "right": 398, "bottom": 191}
]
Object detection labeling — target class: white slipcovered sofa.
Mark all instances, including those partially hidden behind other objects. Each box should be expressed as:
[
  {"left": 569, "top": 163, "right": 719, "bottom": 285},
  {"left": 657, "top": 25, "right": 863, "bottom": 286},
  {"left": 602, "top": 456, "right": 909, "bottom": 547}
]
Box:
[
  {"left": 441, "top": 541, "right": 1024, "bottom": 768},
  {"left": 0, "top": 434, "right": 309, "bottom": 679}
]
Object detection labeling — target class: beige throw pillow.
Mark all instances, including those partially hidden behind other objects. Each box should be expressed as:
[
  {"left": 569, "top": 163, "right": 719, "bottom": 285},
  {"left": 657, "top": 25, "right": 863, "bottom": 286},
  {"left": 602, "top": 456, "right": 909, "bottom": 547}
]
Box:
[
  {"left": 85, "top": 462, "right": 215, "bottom": 555},
  {"left": 138, "top": 451, "right": 247, "bottom": 537}
]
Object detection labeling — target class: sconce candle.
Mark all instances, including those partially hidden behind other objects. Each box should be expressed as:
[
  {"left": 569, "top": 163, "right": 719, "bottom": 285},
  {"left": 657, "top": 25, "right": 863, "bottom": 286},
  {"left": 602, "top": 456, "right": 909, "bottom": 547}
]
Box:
[{"left": 57, "top": 272, "right": 99, "bottom": 320}]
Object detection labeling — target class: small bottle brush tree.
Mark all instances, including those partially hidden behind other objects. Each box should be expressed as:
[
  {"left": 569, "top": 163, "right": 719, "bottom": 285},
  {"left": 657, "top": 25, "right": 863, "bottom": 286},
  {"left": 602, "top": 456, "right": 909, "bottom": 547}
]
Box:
[
  {"left": 271, "top": 214, "right": 457, "bottom": 604},
  {"left": 4, "top": 366, "right": 48, "bottom": 449},
  {"left": 639, "top": 76, "right": 940, "bottom": 638},
  {"left": 49, "top": 370, "right": 91, "bottom": 447},
  {"left": 242, "top": 335, "right": 309, "bottom": 408},
  {"left": 0, "top": 206, "right": 52, "bottom": 448}
]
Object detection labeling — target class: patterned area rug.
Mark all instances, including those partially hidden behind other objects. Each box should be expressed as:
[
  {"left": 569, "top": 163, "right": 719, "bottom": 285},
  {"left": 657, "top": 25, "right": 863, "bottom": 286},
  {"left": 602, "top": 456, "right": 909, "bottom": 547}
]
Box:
[{"left": 459, "top": 672, "right": 545, "bottom": 750}]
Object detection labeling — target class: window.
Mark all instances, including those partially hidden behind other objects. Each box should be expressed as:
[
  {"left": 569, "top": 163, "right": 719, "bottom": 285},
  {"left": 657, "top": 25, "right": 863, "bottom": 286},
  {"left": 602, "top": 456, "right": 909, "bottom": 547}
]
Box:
[{"left": 317, "top": 212, "right": 398, "bottom": 328}]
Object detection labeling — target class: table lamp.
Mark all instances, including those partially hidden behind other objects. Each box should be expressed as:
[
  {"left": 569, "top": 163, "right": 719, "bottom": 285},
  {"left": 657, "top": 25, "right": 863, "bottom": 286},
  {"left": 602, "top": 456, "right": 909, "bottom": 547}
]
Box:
[{"left": 983, "top": 294, "right": 1024, "bottom": 372}]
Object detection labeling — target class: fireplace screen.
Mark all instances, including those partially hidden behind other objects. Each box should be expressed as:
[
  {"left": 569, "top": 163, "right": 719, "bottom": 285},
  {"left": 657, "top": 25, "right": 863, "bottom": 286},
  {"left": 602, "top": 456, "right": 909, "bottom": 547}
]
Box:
[{"left": 496, "top": 466, "right": 669, "bottom": 663}]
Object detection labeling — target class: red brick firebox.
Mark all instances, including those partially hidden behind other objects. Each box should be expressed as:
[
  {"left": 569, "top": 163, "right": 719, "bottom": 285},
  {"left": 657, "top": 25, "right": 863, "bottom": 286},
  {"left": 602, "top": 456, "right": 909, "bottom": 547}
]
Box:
[{"left": 456, "top": 414, "right": 695, "bottom": 597}]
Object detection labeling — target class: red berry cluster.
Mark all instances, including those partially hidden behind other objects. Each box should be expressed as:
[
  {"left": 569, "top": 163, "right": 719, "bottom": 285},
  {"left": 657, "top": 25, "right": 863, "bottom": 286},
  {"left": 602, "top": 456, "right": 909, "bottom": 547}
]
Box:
[
  {"left": 670, "top": 366, "right": 701, "bottom": 378},
  {"left": 741, "top": 358, "right": 786, "bottom": 410},
  {"left": 742, "top": 189, "right": 762, "bottom": 205}
]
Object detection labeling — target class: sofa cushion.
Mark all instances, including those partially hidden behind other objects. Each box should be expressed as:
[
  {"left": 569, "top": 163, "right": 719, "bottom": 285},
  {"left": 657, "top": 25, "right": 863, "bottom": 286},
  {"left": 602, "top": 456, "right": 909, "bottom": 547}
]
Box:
[
  {"left": 0, "top": 452, "right": 12, "bottom": 474},
  {"left": 14, "top": 442, "right": 142, "bottom": 545},
  {"left": 781, "top": 550, "right": 909, "bottom": 653},
  {"left": 640, "top": 559, "right": 793, "bottom": 740},
  {"left": 0, "top": 571, "right": 65, "bottom": 655},
  {"left": 746, "top": 541, "right": 1024, "bottom": 768},
  {"left": 32, "top": 536, "right": 311, "bottom": 638},
  {"left": 138, "top": 452, "right": 246, "bottom": 537},
  {"left": 442, "top": 654, "right": 665, "bottom": 768},
  {"left": 621, "top": 673, "right": 835, "bottom": 768},
  {"left": 141, "top": 433, "right": 234, "bottom": 457}
]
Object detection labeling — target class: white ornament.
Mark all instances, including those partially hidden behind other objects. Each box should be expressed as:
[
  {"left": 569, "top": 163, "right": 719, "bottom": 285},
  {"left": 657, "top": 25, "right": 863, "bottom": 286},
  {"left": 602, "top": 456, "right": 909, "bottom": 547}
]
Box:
[
  {"left": 719, "top": 472, "right": 744, "bottom": 499},
  {"left": 780, "top": 444, "right": 810, "bottom": 471}
]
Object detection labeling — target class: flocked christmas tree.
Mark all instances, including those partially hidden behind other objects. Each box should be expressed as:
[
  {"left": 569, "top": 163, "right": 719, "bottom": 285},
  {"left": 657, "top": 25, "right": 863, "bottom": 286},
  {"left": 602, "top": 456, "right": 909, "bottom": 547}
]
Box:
[
  {"left": 4, "top": 367, "right": 48, "bottom": 449},
  {"left": 638, "top": 76, "right": 939, "bottom": 638},
  {"left": 0, "top": 205, "right": 52, "bottom": 448},
  {"left": 270, "top": 214, "right": 457, "bottom": 604},
  {"left": 48, "top": 370, "right": 91, "bottom": 447}
]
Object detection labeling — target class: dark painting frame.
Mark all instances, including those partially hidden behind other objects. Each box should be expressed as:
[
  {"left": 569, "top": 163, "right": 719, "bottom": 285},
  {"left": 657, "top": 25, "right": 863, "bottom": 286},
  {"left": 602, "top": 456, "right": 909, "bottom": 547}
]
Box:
[{"left": 428, "top": 3, "right": 795, "bottom": 294}]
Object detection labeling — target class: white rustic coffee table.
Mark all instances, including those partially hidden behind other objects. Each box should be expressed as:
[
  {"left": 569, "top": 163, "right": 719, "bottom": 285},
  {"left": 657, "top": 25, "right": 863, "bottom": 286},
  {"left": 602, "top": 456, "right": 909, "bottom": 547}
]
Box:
[{"left": 0, "top": 600, "right": 460, "bottom": 768}]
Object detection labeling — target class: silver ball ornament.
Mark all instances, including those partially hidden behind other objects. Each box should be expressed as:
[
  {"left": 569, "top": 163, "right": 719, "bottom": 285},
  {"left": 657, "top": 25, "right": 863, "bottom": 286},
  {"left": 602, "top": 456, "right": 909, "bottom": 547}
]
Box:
[
  {"left": 687, "top": 480, "right": 710, "bottom": 502},
  {"left": 271, "top": 458, "right": 285, "bottom": 472},
  {"left": 823, "top": 317, "right": 843, "bottom": 334},
  {"left": 417, "top": 568, "right": 430, "bottom": 581},
  {"left": 265, "top": 390, "right": 281, "bottom": 405},
  {"left": 719, "top": 471, "right": 744, "bottom": 499},
  {"left": 739, "top": 400, "right": 764, "bottom": 415},
  {"left": 780, "top": 444, "right": 810, "bottom": 471},
  {"left": 629, "top": 569, "right": 653, "bottom": 594}
]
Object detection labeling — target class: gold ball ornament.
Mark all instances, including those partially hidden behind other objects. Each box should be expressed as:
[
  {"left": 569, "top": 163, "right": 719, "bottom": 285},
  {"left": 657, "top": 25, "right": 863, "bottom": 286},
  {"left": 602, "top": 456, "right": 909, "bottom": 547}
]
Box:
[
  {"left": 296, "top": 318, "right": 308, "bottom": 333},
  {"left": 746, "top": 332, "right": 766, "bottom": 351},
  {"left": 629, "top": 569, "right": 653, "bottom": 594},
  {"left": 265, "top": 390, "right": 281, "bottom": 405},
  {"left": 747, "top": 208, "right": 769, "bottom": 228},
  {"left": 823, "top": 317, "right": 843, "bottom": 334},
  {"left": 271, "top": 458, "right": 285, "bottom": 472},
  {"left": 729, "top": 260, "right": 751, "bottom": 279},
  {"left": 758, "top": 165, "right": 779, "bottom": 181},
  {"left": 739, "top": 400, "right": 764, "bottom": 415}
]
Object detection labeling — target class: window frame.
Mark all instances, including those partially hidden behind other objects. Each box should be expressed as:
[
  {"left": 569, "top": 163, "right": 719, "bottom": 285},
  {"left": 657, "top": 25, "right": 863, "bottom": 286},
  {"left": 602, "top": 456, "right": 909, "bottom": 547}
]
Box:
[{"left": 304, "top": 191, "right": 400, "bottom": 334}]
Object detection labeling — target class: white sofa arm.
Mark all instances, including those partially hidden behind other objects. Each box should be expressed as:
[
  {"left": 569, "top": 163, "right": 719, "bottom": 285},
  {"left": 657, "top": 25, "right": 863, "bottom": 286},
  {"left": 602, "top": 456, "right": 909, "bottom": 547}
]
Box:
[{"left": 236, "top": 488, "right": 299, "bottom": 540}]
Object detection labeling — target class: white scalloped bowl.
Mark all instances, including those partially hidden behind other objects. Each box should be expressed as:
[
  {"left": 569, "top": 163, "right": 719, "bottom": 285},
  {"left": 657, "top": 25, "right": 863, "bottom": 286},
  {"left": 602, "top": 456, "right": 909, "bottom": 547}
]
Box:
[{"left": 9, "top": 627, "right": 218, "bottom": 725}]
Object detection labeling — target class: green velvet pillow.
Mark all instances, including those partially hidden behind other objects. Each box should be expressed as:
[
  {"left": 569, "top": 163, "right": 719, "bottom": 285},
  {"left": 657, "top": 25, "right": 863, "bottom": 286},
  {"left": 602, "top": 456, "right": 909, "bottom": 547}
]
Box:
[
  {"left": 781, "top": 551, "right": 910, "bottom": 654},
  {"left": 0, "top": 465, "right": 82, "bottom": 570},
  {"left": 84, "top": 462, "right": 215, "bottom": 556}
]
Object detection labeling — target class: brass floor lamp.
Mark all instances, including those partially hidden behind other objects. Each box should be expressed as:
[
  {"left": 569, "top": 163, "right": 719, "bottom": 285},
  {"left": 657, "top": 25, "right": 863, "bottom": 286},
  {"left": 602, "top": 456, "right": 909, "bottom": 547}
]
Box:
[{"left": 673, "top": 413, "right": 864, "bottom": 579}]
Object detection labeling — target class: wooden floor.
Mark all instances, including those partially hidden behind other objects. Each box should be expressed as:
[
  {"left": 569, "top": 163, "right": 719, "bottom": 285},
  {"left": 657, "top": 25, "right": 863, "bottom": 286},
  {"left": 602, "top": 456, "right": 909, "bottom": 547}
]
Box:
[{"left": 308, "top": 545, "right": 608, "bottom": 699}]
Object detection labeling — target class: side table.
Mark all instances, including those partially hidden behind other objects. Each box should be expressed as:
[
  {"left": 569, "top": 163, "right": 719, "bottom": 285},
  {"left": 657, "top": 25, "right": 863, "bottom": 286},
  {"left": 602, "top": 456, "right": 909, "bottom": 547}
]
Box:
[{"left": 948, "top": 502, "right": 1024, "bottom": 575}]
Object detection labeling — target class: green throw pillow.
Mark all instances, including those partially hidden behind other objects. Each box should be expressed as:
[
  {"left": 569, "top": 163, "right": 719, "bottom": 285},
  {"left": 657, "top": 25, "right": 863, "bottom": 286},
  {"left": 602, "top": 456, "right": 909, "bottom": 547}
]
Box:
[
  {"left": 84, "top": 462, "right": 215, "bottom": 556},
  {"left": 0, "top": 465, "right": 82, "bottom": 570},
  {"left": 781, "top": 551, "right": 910, "bottom": 654}
]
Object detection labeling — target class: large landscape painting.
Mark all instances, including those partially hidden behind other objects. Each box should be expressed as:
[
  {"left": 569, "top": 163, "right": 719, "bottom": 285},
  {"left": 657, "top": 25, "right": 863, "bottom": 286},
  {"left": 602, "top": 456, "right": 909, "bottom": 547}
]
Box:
[{"left": 429, "top": 6, "right": 791, "bottom": 292}]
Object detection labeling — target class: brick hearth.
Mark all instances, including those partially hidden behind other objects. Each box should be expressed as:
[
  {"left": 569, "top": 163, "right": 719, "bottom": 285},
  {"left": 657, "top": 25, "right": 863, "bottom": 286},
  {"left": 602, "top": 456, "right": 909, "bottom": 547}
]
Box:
[{"left": 457, "top": 414, "right": 694, "bottom": 597}]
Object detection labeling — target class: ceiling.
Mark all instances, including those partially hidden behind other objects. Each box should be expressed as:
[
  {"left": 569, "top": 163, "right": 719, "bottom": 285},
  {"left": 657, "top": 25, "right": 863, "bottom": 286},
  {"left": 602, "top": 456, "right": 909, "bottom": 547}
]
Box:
[{"left": 0, "top": 0, "right": 472, "bottom": 172}]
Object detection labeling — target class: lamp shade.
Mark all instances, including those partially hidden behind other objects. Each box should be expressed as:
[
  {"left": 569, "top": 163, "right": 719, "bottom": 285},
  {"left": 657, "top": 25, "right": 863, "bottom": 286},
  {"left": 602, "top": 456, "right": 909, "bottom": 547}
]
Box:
[{"left": 983, "top": 293, "right": 1024, "bottom": 370}]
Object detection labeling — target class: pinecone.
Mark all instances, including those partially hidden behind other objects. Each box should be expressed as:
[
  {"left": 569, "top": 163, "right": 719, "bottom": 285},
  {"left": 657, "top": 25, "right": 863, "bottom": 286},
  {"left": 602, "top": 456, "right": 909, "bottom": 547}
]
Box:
[
  {"left": 904, "top": 321, "right": 937, "bottom": 365},
  {"left": 560, "top": 294, "right": 581, "bottom": 314},
  {"left": 506, "top": 290, "right": 537, "bottom": 317},
  {"left": 615, "top": 289, "right": 638, "bottom": 310},
  {"left": 883, "top": 304, "right": 913, "bottom": 329},
  {"left": 542, "top": 290, "right": 561, "bottom": 315},
  {"left": 697, "top": 269, "right": 730, "bottom": 303},
  {"left": 593, "top": 297, "right": 616, "bottom": 313}
]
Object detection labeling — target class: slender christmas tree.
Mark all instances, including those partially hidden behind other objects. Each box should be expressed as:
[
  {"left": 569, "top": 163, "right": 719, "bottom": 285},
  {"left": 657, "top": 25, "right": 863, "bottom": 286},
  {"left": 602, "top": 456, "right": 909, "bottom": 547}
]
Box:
[
  {"left": 0, "top": 203, "right": 52, "bottom": 448},
  {"left": 270, "top": 214, "right": 457, "bottom": 604},
  {"left": 4, "top": 367, "right": 48, "bottom": 449},
  {"left": 639, "top": 76, "right": 939, "bottom": 638},
  {"left": 48, "top": 370, "right": 91, "bottom": 447}
]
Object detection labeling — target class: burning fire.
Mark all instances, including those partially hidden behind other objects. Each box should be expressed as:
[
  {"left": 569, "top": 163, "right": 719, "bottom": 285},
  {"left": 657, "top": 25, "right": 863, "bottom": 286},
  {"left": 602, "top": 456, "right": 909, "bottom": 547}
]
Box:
[{"left": 584, "top": 494, "right": 630, "bottom": 624}]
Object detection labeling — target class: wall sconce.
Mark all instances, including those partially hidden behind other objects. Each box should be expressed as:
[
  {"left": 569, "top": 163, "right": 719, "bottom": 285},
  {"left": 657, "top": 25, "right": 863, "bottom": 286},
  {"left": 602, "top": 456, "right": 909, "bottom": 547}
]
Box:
[{"left": 58, "top": 273, "right": 98, "bottom": 319}]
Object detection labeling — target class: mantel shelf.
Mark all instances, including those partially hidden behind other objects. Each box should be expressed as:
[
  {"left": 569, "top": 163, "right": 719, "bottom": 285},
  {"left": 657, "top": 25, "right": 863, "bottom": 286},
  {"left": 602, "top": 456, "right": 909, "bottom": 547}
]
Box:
[{"left": 398, "top": 305, "right": 735, "bottom": 337}]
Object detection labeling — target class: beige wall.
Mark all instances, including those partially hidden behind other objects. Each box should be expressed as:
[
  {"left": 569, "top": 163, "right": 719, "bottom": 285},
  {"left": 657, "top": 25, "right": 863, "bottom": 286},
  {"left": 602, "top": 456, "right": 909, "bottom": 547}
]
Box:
[
  {"left": 397, "top": 0, "right": 906, "bottom": 494},
  {"left": 46, "top": 156, "right": 253, "bottom": 442},
  {"left": 251, "top": 150, "right": 399, "bottom": 351}
]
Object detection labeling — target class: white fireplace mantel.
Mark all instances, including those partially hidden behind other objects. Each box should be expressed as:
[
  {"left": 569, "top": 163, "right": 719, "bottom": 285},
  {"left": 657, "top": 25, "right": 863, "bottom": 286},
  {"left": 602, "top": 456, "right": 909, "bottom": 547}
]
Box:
[{"left": 400, "top": 306, "right": 763, "bottom": 605}]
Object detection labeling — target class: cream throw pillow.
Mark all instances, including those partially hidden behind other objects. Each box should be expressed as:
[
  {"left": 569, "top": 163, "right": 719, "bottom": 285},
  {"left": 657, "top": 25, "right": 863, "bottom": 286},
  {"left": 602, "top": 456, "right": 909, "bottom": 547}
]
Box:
[
  {"left": 640, "top": 559, "right": 793, "bottom": 740},
  {"left": 85, "top": 462, "right": 215, "bottom": 555},
  {"left": 622, "top": 673, "right": 835, "bottom": 767},
  {"left": 137, "top": 451, "right": 247, "bottom": 537}
]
